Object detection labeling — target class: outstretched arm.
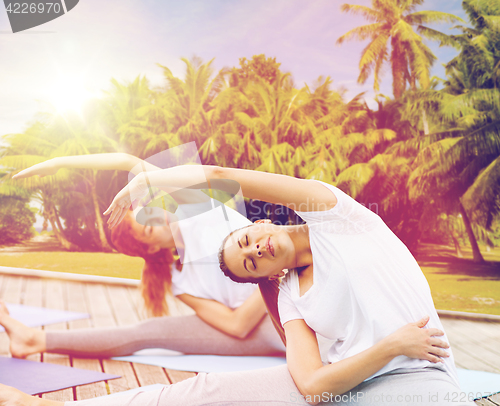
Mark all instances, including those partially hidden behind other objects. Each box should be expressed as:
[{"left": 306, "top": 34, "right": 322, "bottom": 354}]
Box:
[
  {"left": 12, "top": 153, "right": 161, "bottom": 178},
  {"left": 177, "top": 289, "right": 267, "bottom": 339},
  {"left": 13, "top": 153, "right": 209, "bottom": 206},
  {"left": 284, "top": 316, "right": 450, "bottom": 405},
  {"left": 105, "top": 165, "right": 338, "bottom": 228}
]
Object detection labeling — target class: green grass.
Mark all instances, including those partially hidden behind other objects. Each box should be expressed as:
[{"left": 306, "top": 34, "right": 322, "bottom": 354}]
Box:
[
  {"left": 422, "top": 266, "right": 500, "bottom": 316},
  {"left": 417, "top": 243, "right": 500, "bottom": 316},
  {"left": 0, "top": 244, "right": 499, "bottom": 315},
  {"left": 0, "top": 252, "right": 143, "bottom": 280}
]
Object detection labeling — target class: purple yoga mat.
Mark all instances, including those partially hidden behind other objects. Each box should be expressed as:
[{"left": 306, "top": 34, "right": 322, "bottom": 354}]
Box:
[{"left": 0, "top": 357, "right": 120, "bottom": 395}]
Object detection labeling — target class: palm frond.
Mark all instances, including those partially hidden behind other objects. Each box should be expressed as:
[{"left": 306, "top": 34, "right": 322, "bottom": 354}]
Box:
[
  {"left": 337, "top": 23, "right": 385, "bottom": 45},
  {"left": 416, "top": 26, "right": 461, "bottom": 49},
  {"left": 462, "top": 155, "right": 500, "bottom": 228},
  {"left": 404, "top": 11, "right": 464, "bottom": 26},
  {"left": 339, "top": 4, "right": 381, "bottom": 22}
]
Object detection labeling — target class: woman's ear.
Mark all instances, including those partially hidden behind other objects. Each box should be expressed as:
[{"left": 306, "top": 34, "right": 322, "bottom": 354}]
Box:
[
  {"left": 255, "top": 219, "right": 272, "bottom": 224},
  {"left": 147, "top": 244, "right": 162, "bottom": 255},
  {"left": 268, "top": 269, "right": 287, "bottom": 280}
]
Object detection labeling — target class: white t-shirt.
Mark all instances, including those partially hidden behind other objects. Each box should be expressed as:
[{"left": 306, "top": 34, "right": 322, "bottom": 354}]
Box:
[
  {"left": 169, "top": 198, "right": 257, "bottom": 309},
  {"left": 278, "top": 180, "right": 458, "bottom": 385}
]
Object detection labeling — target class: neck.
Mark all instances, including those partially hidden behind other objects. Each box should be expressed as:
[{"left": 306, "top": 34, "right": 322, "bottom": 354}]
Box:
[{"left": 286, "top": 224, "right": 312, "bottom": 269}]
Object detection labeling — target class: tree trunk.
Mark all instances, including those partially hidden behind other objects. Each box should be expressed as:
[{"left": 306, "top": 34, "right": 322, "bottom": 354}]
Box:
[
  {"left": 422, "top": 108, "right": 430, "bottom": 135},
  {"left": 46, "top": 205, "right": 80, "bottom": 251},
  {"left": 90, "top": 182, "right": 113, "bottom": 252},
  {"left": 450, "top": 234, "right": 463, "bottom": 258},
  {"left": 459, "top": 200, "right": 485, "bottom": 263}
]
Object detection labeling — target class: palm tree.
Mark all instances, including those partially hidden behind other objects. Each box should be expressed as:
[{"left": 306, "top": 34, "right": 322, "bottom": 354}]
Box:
[
  {"left": 337, "top": 0, "right": 462, "bottom": 99},
  {"left": 0, "top": 107, "right": 119, "bottom": 252}
]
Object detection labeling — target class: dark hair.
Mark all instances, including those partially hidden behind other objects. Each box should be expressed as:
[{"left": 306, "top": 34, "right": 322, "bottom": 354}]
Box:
[
  {"left": 218, "top": 224, "right": 269, "bottom": 284},
  {"left": 110, "top": 210, "right": 177, "bottom": 317}
]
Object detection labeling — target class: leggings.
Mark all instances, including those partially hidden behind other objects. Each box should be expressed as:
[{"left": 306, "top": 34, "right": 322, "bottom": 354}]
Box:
[
  {"left": 46, "top": 314, "right": 285, "bottom": 357},
  {"left": 66, "top": 364, "right": 474, "bottom": 406}
]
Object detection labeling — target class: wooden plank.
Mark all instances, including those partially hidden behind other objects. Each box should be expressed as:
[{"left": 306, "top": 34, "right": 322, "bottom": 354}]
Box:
[
  {"left": 41, "top": 279, "right": 74, "bottom": 402},
  {"left": 85, "top": 284, "right": 115, "bottom": 329},
  {"left": 106, "top": 284, "right": 170, "bottom": 388},
  {"left": 73, "top": 358, "right": 109, "bottom": 400},
  {"left": 0, "top": 274, "right": 4, "bottom": 296},
  {"left": 444, "top": 319, "right": 500, "bottom": 356},
  {"left": 442, "top": 320, "right": 500, "bottom": 373},
  {"left": 126, "top": 287, "right": 144, "bottom": 321},
  {"left": 2, "top": 275, "right": 24, "bottom": 304},
  {"left": 23, "top": 277, "right": 43, "bottom": 363},
  {"left": 102, "top": 359, "right": 140, "bottom": 393},
  {"left": 65, "top": 281, "right": 108, "bottom": 400},
  {"left": 0, "top": 275, "right": 24, "bottom": 356},
  {"left": 474, "top": 399, "right": 497, "bottom": 406},
  {"left": 66, "top": 281, "right": 92, "bottom": 331},
  {"left": 106, "top": 285, "right": 138, "bottom": 326},
  {"left": 165, "top": 369, "right": 197, "bottom": 384},
  {"left": 133, "top": 363, "right": 170, "bottom": 387},
  {"left": 85, "top": 283, "right": 140, "bottom": 393}
]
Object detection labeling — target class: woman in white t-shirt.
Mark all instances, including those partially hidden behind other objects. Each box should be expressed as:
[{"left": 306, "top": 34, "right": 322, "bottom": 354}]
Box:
[
  {"left": 0, "top": 155, "right": 284, "bottom": 360},
  {"left": 0, "top": 165, "right": 471, "bottom": 406}
]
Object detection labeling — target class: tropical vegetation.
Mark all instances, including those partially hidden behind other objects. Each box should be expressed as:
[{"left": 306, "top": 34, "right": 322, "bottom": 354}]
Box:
[{"left": 0, "top": 0, "right": 499, "bottom": 266}]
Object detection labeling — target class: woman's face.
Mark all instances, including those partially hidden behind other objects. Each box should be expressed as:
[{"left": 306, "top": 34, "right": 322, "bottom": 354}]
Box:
[
  {"left": 223, "top": 221, "right": 294, "bottom": 280},
  {"left": 128, "top": 208, "right": 175, "bottom": 251}
]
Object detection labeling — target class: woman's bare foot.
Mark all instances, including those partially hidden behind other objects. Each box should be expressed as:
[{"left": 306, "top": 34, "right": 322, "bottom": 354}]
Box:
[{"left": 0, "top": 300, "right": 46, "bottom": 358}]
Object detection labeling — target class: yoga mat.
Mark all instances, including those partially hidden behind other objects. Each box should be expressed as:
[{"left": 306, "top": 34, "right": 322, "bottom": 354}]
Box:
[
  {"left": 457, "top": 368, "right": 500, "bottom": 399},
  {"left": 0, "top": 357, "right": 120, "bottom": 395},
  {"left": 0, "top": 303, "right": 89, "bottom": 332},
  {"left": 112, "top": 348, "right": 287, "bottom": 373}
]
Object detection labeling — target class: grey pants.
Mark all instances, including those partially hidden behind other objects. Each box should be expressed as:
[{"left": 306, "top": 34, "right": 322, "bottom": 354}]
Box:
[
  {"left": 46, "top": 314, "right": 285, "bottom": 357},
  {"left": 67, "top": 364, "right": 474, "bottom": 406}
]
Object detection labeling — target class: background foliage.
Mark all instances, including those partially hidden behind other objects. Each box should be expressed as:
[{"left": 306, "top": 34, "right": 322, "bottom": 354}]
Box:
[{"left": 0, "top": 0, "right": 499, "bottom": 265}]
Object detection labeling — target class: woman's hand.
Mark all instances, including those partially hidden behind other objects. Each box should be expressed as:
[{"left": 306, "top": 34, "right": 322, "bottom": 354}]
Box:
[
  {"left": 12, "top": 159, "right": 59, "bottom": 180},
  {"left": 103, "top": 173, "right": 150, "bottom": 229},
  {"left": 0, "top": 384, "right": 55, "bottom": 406},
  {"left": 386, "top": 315, "right": 450, "bottom": 363}
]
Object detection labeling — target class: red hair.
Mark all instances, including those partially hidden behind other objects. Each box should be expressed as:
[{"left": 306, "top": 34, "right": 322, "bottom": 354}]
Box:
[{"left": 110, "top": 211, "right": 176, "bottom": 317}]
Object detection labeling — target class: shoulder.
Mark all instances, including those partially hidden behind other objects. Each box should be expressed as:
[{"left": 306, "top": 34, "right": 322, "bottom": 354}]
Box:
[{"left": 288, "top": 180, "right": 338, "bottom": 213}]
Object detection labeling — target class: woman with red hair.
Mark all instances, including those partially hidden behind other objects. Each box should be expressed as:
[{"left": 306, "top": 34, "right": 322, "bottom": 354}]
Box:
[{"left": 0, "top": 153, "right": 285, "bottom": 359}]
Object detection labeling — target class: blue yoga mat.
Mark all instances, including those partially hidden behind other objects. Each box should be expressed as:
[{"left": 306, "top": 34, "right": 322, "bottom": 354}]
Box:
[
  {"left": 457, "top": 368, "right": 500, "bottom": 399},
  {"left": 112, "top": 348, "right": 287, "bottom": 373},
  {"left": 0, "top": 357, "right": 120, "bottom": 395},
  {"left": 0, "top": 303, "right": 89, "bottom": 332}
]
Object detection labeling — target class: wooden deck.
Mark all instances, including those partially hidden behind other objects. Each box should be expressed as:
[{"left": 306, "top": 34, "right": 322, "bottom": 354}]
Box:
[{"left": 0, "top": 271, "right": 499, "bottom": 404}]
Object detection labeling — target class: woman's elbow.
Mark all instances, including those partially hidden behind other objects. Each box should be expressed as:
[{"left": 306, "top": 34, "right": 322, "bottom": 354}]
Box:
[
  {"left": 208, "top": 165, "right": 224, "bottom": 180},
  {"left": 295, "top": 379, "right": 321, "bottom": 406},
  {"left": 229, "top": 321, "right": 251, "bottom": 339}
]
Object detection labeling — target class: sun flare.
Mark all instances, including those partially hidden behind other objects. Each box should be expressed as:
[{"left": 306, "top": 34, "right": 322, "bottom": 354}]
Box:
[{"left": 45, "top": 74, "right": 95, "bottom": 114}]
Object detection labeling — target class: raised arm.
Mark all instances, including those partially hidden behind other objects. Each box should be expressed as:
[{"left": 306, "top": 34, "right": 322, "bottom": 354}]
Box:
[
  {"left": 104, "top": 165, "right": 338, "bottom": 228},
  {"left": 12, "top": 153, "right": 162, "bottom": 178},
  {"left": 13, "top": 153, "right": 209, "bottom": 206},
  {"left": 284, "top": 316, "right": 450, "bottom": 405}
]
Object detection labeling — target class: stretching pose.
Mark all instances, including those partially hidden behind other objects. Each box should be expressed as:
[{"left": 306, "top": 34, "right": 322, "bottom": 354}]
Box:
[
  {"left": 0, "top": 164, "right": 472, "bottom": 406},
  {"left": 0, "top": 154, "right": 284, "bottom": 360}
]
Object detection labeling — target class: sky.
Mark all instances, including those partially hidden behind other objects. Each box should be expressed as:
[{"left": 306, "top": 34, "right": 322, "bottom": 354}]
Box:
[{"left": 0, "top": 0, "right": 468, "bottom": 138}]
